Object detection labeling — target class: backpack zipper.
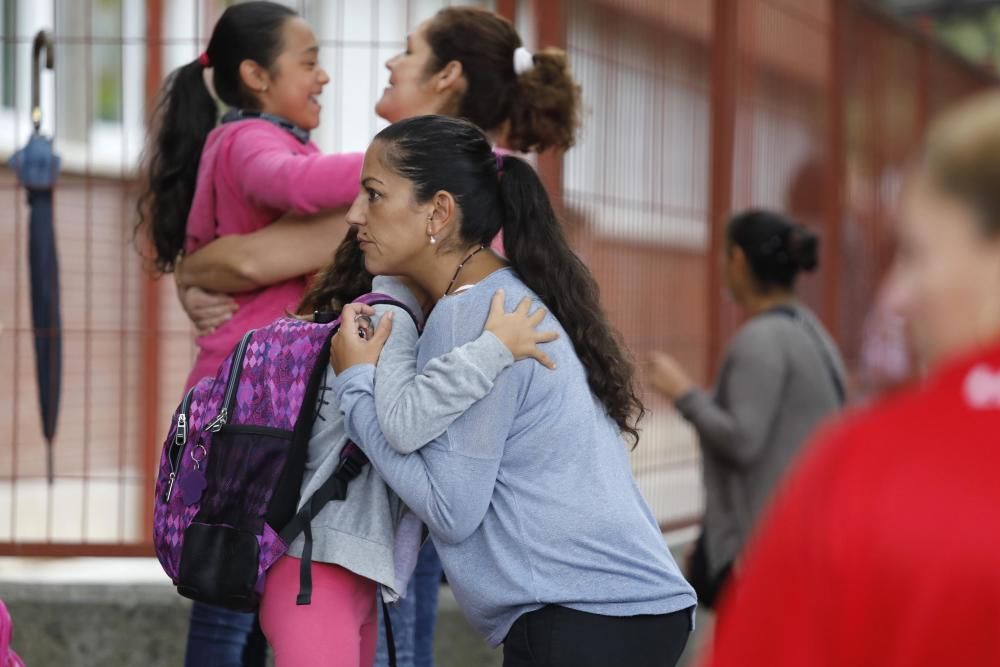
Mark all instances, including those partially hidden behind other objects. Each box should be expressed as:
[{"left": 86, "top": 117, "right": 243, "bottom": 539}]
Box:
[
  {"left": 204, "top": 329, "right": 256, "bottom": 433},
  {"left": 216, "top": 424, "right": 293, "bottom": 438},
  {"left": 165, "top": 386, "right": 196, "bottom": 503}
]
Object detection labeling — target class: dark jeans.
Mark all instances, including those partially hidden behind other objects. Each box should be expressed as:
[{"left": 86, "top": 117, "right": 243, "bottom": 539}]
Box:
[
  {"left": 184, "top": 601, "right": 267, "bottom": 667},
  {"left": 502, "top": 605, "right": 693, "bottom": 667}
]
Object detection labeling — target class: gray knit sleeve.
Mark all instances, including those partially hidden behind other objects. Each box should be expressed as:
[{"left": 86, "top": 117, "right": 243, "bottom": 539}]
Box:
[
  {"left": 373, "top": 305, "right": 513, "bottom": 454},
  {"left": 674, "top": 321, "right": 787, "bottom": 467}
]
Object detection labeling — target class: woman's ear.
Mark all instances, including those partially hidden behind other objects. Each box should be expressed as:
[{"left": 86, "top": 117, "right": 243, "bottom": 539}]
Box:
[
  {"left": 726, "top": 245, "right": 752, "bottom": 296},
  {"left": 434, "top": 60, "right": 465, "bottom": 94},
  {"left": 427, "top": 190, "right": 458, "bottom": 239},
  {"left": 730, "top": 245, "right": 747, "bottom": 271}
]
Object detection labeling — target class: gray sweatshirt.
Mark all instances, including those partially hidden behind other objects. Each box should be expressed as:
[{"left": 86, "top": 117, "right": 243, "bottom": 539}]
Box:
[
  {"left": 675, "top": 304, "right": 846, "bottom": 576},
  {"left": 287, "top": 276, "right": 514, "bottom": 601},
  {"left": 334, "top": 268, "right": 696, "bottom": 646}
]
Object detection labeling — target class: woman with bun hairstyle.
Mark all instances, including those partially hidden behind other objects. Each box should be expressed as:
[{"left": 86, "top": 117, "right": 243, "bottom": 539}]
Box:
[
  {"left": 648, "top": 209, "right": 847, "bottom": 608},
  {"left": 706, "top": 91, "right": 1000, "bottom": 667}
]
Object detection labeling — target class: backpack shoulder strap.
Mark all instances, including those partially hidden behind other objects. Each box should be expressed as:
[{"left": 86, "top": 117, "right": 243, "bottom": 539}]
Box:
[
  {"left": 276, "top": 291, "right": 421, "bottom": 609},
  {"left": 354, "top": 292, "right": 422, "bottom": 333},
  {"left": 767, "top": 305, "right": 846, "bottom": 406},
  {"left": 278, "top": 442, "right": 369, "bottom": 604}
]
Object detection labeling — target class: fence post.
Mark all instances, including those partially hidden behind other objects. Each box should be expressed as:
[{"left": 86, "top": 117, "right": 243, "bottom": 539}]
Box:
[
  {"left": 823, "top": 0, "right": 846, "bottom": 345},
  {"left": 139, "top": 0, "right": 164, "bottom": 547},
  {"left": 707, "top": 0, "right": 739, "bottom": 376},
  {"left": 532, "top": 0, "right": 565, "bottom": 211}
]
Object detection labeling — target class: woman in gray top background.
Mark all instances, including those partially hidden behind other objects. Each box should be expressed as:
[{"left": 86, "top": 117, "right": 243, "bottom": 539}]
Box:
[{"left": 649, "top": 209, "right": 847, "bottom": 608}]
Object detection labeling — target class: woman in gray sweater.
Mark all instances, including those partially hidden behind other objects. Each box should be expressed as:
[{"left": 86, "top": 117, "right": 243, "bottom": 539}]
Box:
[
  {"left": 649, "top": 209, "right": 846, "bottom": 608},
  {"left": 330, "top": 115, "right": 696, "bottom": 667}
]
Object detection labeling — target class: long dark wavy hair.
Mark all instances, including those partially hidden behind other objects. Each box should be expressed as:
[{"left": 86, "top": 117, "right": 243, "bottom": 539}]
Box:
[
  {"left": 375, "top": 115, "right": 646, "bottom": 445},
  {"left": 135, "top": 1, "right": 297, "bottom": 272},
  {"left": 297, "top": 227, "right": 373, "bottom": 317}
]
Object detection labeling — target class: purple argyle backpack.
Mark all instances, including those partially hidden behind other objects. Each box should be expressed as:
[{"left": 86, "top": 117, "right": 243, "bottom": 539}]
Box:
[{"left": 152, "top": 292, "right": 414, "bottom": 612}]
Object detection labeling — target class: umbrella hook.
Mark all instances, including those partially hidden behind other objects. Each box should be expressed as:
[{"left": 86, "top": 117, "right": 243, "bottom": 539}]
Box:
[{"left": 31, "top": 31, "right": 54, "bottom": 132}]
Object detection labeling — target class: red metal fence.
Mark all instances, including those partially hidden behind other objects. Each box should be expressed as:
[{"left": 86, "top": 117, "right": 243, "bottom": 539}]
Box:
[{"left": 0, "top": 0, "right": 994, "bottom": 555}]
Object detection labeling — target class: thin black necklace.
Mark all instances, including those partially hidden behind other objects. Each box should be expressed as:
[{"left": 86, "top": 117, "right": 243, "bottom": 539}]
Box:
[{"left": 444, "top": 244, "right": 487, "bottom": 297}]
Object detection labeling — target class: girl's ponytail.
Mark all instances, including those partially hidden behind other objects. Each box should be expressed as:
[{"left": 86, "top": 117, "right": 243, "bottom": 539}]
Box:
[
  {"left": 137, "top": 59, "right": 217, "bottom": 272},
  {"left": 498, "top": 155, "right": 645, "bottom": 445},
  {"left": 136, "top": 2, "right": 297, "bottom": 272}
]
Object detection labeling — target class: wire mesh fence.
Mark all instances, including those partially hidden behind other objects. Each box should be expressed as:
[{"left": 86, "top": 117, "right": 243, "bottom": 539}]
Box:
[{"left": 0, "top": 0, "right": 993, "bottom": 554}]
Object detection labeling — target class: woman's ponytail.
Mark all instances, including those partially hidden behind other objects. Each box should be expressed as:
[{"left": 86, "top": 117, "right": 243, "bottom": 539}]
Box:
[
  {"left": 423, "top": 8, "right": 581, "bottom": 154},
  {"left": 507, "top": 48, "right": 581, "bottom": 153},
  {"left": 374, "top": 115, "right": 643, "bottom": 443},
  {"left": 499, "top": 155, "right": 645, "bottom": 445},
  {"left": 136, "top": 59, "right": 218, "bottom": 272}
]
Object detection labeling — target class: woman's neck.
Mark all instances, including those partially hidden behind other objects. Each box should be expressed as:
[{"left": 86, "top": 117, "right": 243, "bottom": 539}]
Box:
[
  {"left": 746, "top": 290, "right": 797, "bottom": 317},
  {"left": 411, "top": 246, "right": 507, "bottom": 304}
]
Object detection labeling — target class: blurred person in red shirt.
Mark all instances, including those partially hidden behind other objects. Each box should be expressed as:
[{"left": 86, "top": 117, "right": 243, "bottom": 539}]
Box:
[{"left": 705, "top": 91, "right": 1000, "bottom": 667}]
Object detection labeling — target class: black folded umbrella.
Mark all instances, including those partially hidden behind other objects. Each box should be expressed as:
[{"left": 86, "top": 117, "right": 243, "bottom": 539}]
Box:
[{"left": 8, "top": 31, "right": 60, "bottom": 484}]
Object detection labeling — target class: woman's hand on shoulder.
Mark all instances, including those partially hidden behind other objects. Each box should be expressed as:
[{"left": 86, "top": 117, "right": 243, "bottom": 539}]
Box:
[
  {"left": 330, "top": 303, "right": 393, "bottom": 374},
  {"left": 484, "top": 289, "right": 560, "bottom": 370}
]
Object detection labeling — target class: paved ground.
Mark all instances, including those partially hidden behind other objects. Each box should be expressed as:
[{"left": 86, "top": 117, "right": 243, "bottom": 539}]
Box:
[{"left": 0, "top": 538, "right": 706, "bottom": 667}]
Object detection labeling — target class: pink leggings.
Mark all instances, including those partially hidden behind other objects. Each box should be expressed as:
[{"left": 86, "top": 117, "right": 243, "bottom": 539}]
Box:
[{"left": 260, "top": 556, "right": 378, "bottom": 667}]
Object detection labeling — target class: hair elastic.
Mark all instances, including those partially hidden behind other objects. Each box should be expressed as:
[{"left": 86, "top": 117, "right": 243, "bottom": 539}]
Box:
[{"left": 513, "top": 47, "right": 534, "bottom": 75}]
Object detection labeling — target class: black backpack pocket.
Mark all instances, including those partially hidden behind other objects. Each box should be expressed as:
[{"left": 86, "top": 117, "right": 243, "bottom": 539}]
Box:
[
  {"left": 177, "top": 521, "right": 260, "bottom": 611},
  {"left": 196, "top": 426, "right": 293, "bottom": 534}
]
